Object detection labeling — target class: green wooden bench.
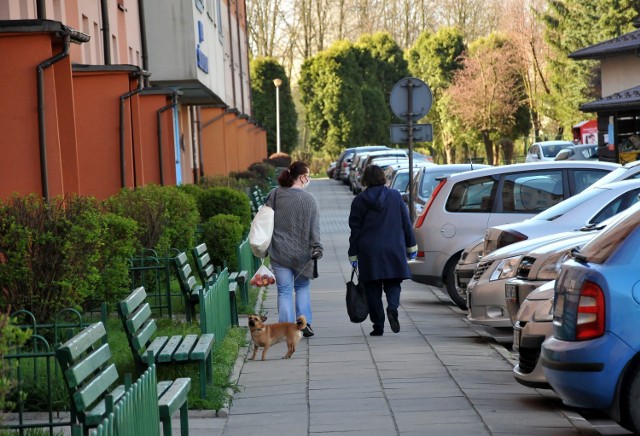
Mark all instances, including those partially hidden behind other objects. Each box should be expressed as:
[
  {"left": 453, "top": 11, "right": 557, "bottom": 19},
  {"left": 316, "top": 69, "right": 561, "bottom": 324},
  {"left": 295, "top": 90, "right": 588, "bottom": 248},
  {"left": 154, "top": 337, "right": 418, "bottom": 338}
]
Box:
[
  {"left": 192, "top": 243, "right": 216, "bottom": 286},
  {"left": 55, "top": 322, "right": 191, "bottom": 436},
  {"left": 192, "top": 243, "right": 239, "bottom": 326},
  {"left": 118, "top": 286, "right": 214, "bottom": 399},
  {"left": 173, "top": 252, "right": 201, "bottom": 321}
]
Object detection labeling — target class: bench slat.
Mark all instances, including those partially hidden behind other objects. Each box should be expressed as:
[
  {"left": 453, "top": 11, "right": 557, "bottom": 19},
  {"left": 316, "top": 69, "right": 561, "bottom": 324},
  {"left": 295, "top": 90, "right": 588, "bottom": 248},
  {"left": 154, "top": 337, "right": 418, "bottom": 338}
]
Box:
[
  {"left": 193, "top": 243, "right": 207, "bottom": 256},
  {"left": 119, "top": 286, "right": 147, "bottom": 318},
  {"left": 189, "top": 334, "right": 214, "bottom": 361},
  {"left": 158, "top": 378, "right": 191, "bottom": 419},
  {"left": 141, "top": 336, "right": 169, "bottom": 364},
  {"left": 83, "top": 385, "right": 126, "bottom": 426},
  {"left": 158, "top": 335, "right": 183, "bottom": 363},
  {"left": 127, "top": 302, "right": 153, "bottom": 335},
  {"left": 73, "top": 363, "right": 119, "bottom": 412},
  {"left": 57, "top": 323, "right": 107, "bottom": 364},
  {"left": 173, "top": 335, "right": 197, "bottom": 361},
  {"left": 132, "top": 318, "right": 158, "bottom": 352},
  {"left": 66, "top": 343, "right": 112, "bottom": 388}
]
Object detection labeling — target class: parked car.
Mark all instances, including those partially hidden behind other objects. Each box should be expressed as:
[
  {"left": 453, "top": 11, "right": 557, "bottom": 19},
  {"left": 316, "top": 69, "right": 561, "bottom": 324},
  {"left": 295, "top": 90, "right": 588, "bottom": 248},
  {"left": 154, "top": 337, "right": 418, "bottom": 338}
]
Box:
[
  {"left": 386, "top": 162, "right": 434, "bottom": 193},
  {"left": 334, "top": 145, "right": 388, "bottom": 183},
  {"left": 524, "top": 140, "right": 574, "bottom": 162},
  {"left": 350, "top": 150, "right": 408, "bottom": 194},
  {"left": 353, "top": 156, "right": 410, "bottom": 194},
  {"left": 554, "top": 144, "right": 598, "bottom": 161},
  {"left": 483, "top": 179, "right": 640, "bottom": 255},
  {"left": 541, "top": 202, "right": 640, "bottom": 433},
  {"left": 406, "top": 163, "right": 491, "bottom": 219},
  {"left": 466, "top": 230, "right": 595, "bottom": 327},
  {"left": 326, "top": 161, "right": 337, "bottom": 178},
  {"left": 586, "top": 158, "right": 640, "bottom": 189},
  {"left": 408, "top": 161, "right": 619, "bottom": 309},
  {"left": 511, "top": 280, "right": 556, "bottom": 389}
]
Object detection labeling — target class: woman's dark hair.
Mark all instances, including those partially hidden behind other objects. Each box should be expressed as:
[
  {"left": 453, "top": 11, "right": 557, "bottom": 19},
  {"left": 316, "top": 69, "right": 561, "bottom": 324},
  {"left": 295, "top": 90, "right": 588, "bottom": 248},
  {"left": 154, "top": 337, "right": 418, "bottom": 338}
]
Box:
[
  {"left": 361, "top": 165, "right": 386, "bottom": 188},
  {"left": 277, "top": 161, "right": 309, "bottom": 187}
]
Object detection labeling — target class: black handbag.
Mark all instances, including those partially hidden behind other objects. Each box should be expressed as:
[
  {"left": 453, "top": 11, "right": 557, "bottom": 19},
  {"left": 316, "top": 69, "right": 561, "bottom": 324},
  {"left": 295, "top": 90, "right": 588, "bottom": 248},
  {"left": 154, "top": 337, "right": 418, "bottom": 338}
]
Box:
[{"left": 346, "top": 267, "right": 369, "bottom": 323}]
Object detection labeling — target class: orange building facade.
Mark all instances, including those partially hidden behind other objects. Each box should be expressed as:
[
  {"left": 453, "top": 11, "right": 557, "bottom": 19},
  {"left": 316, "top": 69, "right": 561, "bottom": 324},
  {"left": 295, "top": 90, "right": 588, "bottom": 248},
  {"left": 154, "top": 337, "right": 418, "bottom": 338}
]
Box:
[{"left": 0, "top": 0, "right": 266, "bottom": 200}]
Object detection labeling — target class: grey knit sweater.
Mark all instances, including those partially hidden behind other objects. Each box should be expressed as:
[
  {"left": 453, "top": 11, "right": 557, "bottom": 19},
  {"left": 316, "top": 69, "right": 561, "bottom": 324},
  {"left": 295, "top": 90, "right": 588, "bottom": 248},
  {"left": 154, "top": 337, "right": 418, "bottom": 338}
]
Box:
[{"left": 265, "top": 186, "right": 323, "bottom": 279}]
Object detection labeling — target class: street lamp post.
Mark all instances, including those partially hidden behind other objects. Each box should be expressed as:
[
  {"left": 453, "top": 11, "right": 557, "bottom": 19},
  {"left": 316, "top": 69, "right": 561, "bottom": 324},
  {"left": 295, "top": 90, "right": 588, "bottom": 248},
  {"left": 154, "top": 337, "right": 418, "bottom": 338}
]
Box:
[{"left": 273, "top": 78, "right": 282, "bottom": 154}]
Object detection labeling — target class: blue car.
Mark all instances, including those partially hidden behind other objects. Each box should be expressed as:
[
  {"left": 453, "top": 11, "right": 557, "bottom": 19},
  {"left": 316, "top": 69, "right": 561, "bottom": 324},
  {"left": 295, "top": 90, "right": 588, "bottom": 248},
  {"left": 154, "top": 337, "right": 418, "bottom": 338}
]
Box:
[{"left": 541, "top": 201, "right": 640, "bottom": 433}]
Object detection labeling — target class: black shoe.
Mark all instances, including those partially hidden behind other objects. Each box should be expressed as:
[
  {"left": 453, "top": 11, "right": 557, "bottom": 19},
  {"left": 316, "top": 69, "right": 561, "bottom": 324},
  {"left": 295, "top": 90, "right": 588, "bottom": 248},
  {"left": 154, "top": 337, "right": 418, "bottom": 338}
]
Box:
[
  {"left": 302, "top": 325, "right": 314, "bottom": 337},
  {"left": 387, "top": 308, "right": 400, "bottom": 333},
  {"left": 370, "top": 329, "right": 383, "bottom": 336}
]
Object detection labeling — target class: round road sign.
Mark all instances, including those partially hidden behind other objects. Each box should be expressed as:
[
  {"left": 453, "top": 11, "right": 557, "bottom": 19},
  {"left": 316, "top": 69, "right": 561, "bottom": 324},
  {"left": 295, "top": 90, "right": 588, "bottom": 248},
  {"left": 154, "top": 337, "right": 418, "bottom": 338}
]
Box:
[{"left": 389, "top": 77, "right": 432, "bottom": 121}]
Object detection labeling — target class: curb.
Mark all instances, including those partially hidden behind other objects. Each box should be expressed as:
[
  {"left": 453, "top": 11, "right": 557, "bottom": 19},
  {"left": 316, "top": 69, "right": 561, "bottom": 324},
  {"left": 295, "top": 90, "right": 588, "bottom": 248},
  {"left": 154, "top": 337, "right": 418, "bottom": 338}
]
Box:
[{"left": 214, "top": 286, "right": 266, "bottom": 418}]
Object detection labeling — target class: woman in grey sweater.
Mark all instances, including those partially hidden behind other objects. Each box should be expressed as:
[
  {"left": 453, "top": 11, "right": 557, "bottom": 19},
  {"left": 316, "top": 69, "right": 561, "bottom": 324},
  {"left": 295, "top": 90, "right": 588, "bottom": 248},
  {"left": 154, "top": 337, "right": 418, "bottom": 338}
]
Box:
[{"left": 265, "top": 161, "right": 323, "bottom": 337}]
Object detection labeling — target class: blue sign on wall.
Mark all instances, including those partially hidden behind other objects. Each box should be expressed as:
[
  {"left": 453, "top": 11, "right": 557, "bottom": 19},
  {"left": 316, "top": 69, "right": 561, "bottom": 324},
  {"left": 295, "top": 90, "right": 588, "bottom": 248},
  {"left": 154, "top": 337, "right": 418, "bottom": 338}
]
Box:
[{"left": 196, "top": 20, "right": 209, "bottom": 73}]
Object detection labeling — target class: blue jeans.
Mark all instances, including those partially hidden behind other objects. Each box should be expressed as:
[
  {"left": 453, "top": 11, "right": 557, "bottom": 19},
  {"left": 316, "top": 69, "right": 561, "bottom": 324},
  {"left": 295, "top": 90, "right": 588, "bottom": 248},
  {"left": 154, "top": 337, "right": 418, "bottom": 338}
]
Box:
[{"left": 271, "top": 260, "right": 312, "bottom": 325}]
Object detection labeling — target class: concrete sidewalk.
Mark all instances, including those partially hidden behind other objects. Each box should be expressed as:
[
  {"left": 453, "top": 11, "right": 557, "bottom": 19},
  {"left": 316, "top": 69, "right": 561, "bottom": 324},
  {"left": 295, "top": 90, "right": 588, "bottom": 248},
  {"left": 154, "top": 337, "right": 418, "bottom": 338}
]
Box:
[{"left": 180, "top": 178, "right": 620, "bottom": 436}]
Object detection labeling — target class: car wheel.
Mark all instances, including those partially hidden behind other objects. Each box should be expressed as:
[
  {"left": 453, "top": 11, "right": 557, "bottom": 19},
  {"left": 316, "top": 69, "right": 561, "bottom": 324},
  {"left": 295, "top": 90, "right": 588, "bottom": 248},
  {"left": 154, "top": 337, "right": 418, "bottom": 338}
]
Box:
[
  {"left": 444, "top": 255, "right": 467, "bottom": 310},
  {"left": 621, "top": 364, "right": 640, "bottom": 433}
]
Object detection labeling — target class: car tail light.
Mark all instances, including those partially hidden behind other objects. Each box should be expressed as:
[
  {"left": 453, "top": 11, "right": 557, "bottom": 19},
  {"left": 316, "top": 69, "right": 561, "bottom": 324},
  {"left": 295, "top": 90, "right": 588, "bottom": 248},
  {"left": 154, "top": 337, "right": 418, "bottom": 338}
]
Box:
[
  {"left": 415, "top": 179, "right": 446, "bottom": 229},
  {"left": 575, "top": 280, "right": 605, "bottom": 340}
]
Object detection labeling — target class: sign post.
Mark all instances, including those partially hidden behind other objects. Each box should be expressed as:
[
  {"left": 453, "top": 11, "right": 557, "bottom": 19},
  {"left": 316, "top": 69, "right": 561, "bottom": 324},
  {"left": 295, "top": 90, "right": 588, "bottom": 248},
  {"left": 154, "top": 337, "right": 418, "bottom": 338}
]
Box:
[{"left": 389, "top": 77, "right": 433, "bottom": 223}]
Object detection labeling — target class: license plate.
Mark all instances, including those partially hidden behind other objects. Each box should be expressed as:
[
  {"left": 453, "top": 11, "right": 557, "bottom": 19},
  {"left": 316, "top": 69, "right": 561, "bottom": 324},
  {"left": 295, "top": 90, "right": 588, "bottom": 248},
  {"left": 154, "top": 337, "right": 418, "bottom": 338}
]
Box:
[
  {"left": 506, "top": 283, "right": 518, "bottom": 304},
  {"left": 513, "top": 327, "right": 521, "bottom": 350}
]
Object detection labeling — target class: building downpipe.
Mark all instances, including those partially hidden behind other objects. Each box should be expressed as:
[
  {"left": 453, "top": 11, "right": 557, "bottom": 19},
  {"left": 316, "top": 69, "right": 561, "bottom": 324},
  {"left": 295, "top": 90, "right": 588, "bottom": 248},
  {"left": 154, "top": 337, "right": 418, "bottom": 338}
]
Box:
[
  {"left": 100, "top": 0, "right": 111, "bottom": 64},
  {"left": 137, "top": 0, "right": 150, "bottom": 86},
  {"left": 119, "top": 68, "right": 147, "bottom": 188},
  {"left": 157, "top": 91, "right": 179, "bottom": 185},
  {"left": 37, "top": 26, "right": 89, "bottom": 201}
]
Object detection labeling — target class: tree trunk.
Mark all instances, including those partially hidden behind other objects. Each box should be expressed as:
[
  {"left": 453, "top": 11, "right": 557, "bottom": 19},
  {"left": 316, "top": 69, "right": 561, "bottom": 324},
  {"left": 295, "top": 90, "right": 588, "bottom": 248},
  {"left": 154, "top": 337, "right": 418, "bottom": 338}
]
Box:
[{"left": 482, "top": 130, "right": 493, "bottom": 165}]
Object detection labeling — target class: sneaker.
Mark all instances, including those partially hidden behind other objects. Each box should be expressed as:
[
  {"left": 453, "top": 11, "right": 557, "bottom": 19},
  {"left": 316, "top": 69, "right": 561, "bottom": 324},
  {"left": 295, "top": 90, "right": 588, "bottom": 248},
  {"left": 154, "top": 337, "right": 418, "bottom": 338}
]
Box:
[
  {"left": 387, "top": 308, "right": 400, "bottom": 333},
  {"left": 302, "top": 325, "right": 314, "bottom": 337}
]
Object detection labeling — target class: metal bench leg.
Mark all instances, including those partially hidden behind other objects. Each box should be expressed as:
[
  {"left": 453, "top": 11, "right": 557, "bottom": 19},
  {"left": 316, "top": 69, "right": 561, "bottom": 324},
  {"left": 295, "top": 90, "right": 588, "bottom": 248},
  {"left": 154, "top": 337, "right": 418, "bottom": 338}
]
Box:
[
  {"left": 180, "top": 401, "right": 190, "bottom": 436},
  {"left": 161, "top": 415, "right": 172, "bottom": 436},
  {"left": 199, "top": 360, "right": 207, "bottom": 399}
]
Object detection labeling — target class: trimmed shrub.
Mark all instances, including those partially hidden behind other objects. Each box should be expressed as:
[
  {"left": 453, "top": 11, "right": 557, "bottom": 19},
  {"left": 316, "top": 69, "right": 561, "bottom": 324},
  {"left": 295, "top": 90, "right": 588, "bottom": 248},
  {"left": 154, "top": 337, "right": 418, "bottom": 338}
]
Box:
[
  {"left": 197, "top": 187, "right": 252, "bottom": 233},
  {"left": 0, "top": 194, "right": 134, "bottom": 321},
  {"left": 109, "top": 185, "right": 200, "bottom": 255},
  {"left": 199, "top": 175, "right": 249, "bottom": 191},
  {"left": 266, "top": 152, "right": 291, "bottom": 168},
  {"left": 201, "top": 214, "right": 244, "bottom": 270}
]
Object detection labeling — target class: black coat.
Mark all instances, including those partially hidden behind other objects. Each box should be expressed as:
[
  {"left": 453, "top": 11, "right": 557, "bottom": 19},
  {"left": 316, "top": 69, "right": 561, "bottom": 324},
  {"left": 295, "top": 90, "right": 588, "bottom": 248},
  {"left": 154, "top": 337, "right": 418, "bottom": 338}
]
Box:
[{"left": 348, "top": 185, "right": 417, "bottom": 282}]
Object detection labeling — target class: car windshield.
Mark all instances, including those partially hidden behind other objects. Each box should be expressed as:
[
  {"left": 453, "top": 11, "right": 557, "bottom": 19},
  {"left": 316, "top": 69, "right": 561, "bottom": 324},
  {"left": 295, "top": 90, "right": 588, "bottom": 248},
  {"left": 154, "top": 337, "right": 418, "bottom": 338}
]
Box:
[
  {"left": 533, "top": 187, "right": 603, "bottom": 221},
  {"left": 574, "top": 202, "right": 640, "bottom": 264}
]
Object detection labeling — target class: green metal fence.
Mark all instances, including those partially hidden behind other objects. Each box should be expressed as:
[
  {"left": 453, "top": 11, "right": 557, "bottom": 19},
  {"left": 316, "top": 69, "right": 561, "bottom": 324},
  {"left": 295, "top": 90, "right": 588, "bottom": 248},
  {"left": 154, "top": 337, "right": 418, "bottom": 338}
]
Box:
[
  {"left": 128, "top": 249, "right": 182, "bottom": 318},
  {"left": 199, "top": 268, "right": 231, "bottom": 345},
  {"left": 88, "top": 365, "right": 160, "bottom": 436},
  {"left": 2, "top": 308, "right": 93, "bottom": 435}
]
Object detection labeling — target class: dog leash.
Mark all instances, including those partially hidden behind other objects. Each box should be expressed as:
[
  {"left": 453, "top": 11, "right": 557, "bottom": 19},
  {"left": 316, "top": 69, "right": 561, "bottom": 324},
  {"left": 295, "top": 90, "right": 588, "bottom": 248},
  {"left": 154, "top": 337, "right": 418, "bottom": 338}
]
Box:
[{"left": 277, "top": 259, "right": 314, "bottom": 288}]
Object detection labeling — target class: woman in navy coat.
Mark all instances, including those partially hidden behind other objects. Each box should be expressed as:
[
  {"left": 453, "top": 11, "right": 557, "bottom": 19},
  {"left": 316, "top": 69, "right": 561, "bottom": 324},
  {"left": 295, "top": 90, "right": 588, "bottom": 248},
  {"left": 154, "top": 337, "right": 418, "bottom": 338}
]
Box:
[{"left": 348, "top": 165, "right": 417, "bottom": 336}]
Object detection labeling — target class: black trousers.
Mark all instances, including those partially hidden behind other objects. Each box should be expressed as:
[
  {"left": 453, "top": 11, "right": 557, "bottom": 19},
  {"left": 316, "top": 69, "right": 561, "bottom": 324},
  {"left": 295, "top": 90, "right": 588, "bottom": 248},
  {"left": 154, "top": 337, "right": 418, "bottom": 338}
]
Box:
[{"left": 363, "top": 279, "right": 402, "bottom": 331}]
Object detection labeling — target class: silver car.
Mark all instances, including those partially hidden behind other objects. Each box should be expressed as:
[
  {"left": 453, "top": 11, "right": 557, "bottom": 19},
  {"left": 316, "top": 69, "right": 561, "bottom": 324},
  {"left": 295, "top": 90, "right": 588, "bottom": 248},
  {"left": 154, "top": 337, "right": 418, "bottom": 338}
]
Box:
[
  {"left": 466, "top": 231, "right": 594, "bottom": 327},
  {"left": 512, "top": 280, "right": 555, "bottom": 388},
  {"left": 409, "top": 161, "right": 618, "bottom": 309}
]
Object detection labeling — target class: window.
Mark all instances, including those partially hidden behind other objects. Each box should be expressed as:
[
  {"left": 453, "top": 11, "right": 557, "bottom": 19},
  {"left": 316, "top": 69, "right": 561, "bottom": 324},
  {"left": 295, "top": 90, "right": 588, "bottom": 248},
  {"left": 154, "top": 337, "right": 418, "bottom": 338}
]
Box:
[
  {"left": 591, "top": 189, "right": 640, "bottom": 224},
  {"left": 572, "top": 169, "right": 611, "bottom": 193},
  {"left": 502, "top": 171, "right": 562, "bottom": 212},
  {"left": 446, "top": 177, "right": 496, "bottom": 212}
]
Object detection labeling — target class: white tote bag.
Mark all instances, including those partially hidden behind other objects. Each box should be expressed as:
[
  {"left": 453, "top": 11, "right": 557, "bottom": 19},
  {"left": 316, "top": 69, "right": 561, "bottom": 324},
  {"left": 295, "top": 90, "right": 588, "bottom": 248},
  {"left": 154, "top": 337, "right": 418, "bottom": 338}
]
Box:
[{"left": 249, "top": 192, "right": 275, "bottom": 258}]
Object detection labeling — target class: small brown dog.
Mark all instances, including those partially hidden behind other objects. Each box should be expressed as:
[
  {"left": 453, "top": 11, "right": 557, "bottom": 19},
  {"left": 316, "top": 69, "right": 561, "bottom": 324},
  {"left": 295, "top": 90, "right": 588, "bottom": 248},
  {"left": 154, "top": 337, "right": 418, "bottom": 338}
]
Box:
[{"left": 247, "top": 314, "right": 307, "bottom": 361}]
